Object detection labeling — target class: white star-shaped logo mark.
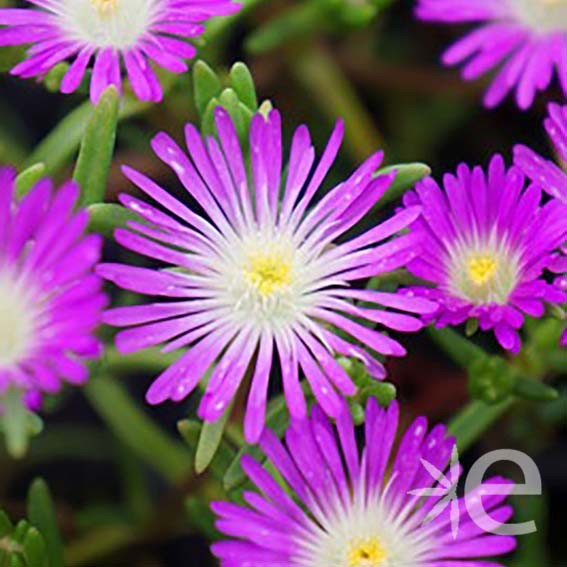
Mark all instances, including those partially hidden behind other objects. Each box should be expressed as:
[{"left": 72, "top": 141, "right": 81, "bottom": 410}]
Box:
[{"left": 408, "top": 445, "right": 461, "bottom": 539}]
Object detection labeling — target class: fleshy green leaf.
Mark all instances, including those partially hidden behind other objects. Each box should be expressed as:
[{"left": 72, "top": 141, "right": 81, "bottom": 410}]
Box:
[
  {"left": 74, "top": 86, "right": 119, "bottom": 207},
  {"left": 427, "top": 327, "right": 485, "bottom": 368},
  {"left": 43, "top": 63, "right": 69, "bottom": 93},
  {"left": 0, "top": 390, "right": 42, "bottom": 459},
  {"left": 87, "top": 203, "right": 138, "bottom": 238},
  {"left": 362, "top": 382, "right": 397, "bottom": 407},
  {"left": 23, "top": 102, "right": 93, "bottom": 175},
  {"left": 27, "top": 479, "right": 64, "bottom": 567},
  {"left": 178, "top": 420, "right": 235, "bottom": 480},
  {"left": 465, "top": 318, "right": 479, "bottom": 337},
  {"left": 193, "top": 60, "right": 222, "bottom": 118},
  {"left": 229, "top": 62, "right": 258, "bottom": 111},
  {"left": 513, "top": 377, "right": 559, "bottom": 402},
  {"left": 23, "top": 88, "right": 151, "bottom": 177},
  {"left": 469, "top": 355, "right": 515, "bottom": 404},
  {"left": 218, "top": 88, "right": 248, "bottom": 143},
  {"left": 0, "top": 512, "right": 13, "bottom": 537},
  {"left": 22, "top": 527, "right": 47, "bottom": 567},
  {"left": 201, "top": 97, "right": 221, "bottom": 137},
  {"left": 194, "top": 403, "right": 234, "bottom": 474},
  {"left": 15, "top": 164, "right": 46, "bottom": 197},
  {"left": 377, "top": 162, "right": 431, "bottom": 206},
  {"left": 223, "top": 395, "right": 290, "bottom": 492}
]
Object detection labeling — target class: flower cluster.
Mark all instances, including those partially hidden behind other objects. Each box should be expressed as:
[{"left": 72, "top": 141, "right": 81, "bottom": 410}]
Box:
[
  {"left": 0, "top": 0, "right": 240, "bottom": 103},
  {"left": 0, "top": 168, "right": 106, "bottom": 409},
  {"left": 416, "top": 0, "right": 567, "bottom": 109}
]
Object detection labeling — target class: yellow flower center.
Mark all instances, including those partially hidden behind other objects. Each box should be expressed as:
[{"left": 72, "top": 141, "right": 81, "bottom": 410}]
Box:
[
  {"left": 244, "top": 251, "right": 292, "bottom": 297},
  {"left": 347, "top": 538, "right": 387, "bottom": 567},
  {"left": 90, "top": 0, "right": 118, "bottom": 18},
  {"left": 467, "top": 254, "right": 498, "bottom": 285}
]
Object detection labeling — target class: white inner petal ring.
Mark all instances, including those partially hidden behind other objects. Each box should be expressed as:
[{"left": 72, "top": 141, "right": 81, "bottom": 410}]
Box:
[
  {"left": 59, "top": 0, "right": 158, "bottom": 49},
  {"left": 0, "top": 273, "right": 36, "bottom": 369}
]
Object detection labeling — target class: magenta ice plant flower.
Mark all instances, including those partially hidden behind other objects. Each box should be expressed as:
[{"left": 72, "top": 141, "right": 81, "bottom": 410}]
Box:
[
  {"left": 98, "top": 107, "right": 436, "bottom": 442},
  {"left": 0, "top": 167, "right": 106, "bottom": 409},
  {"left": 514, "top": 102, "right": 567, "bottom": 345},
  {"left": 416, "top": 0, "right": 567, "bottom": 109},
  {"left": 402, "top": 155, "right": 567, "bottom": 352},
  {"left": 211, "top": 399, "right": 517, "bottom": 566},
  {"left": 514, "top": 103, "right": 567, "bottom": 204},
  {"left": 0, "top": 0, "right": 240, "bottom": 103}
]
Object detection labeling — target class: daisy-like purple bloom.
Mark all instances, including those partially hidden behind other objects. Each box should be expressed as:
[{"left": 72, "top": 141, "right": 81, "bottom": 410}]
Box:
[
  {"left": 211, "top": 399, "right": 517, "bottom": 566},
  {"left": 402, "top": 155, "right": 567, "bottom": 352},
  {"left": 514, "top": 102, "right": 567, "bottom": 346},
  {"left": 0, "top": 0, "right": 240, "bottom": 103},
  {"left": 98, "top": 107, "right": 436, "bottom": 442},
  {"left": 0, "top": 167, "right": 106, "bottom": 408},
  {"left": 416, "top": 0, "right": 567, "bottom": 109}
]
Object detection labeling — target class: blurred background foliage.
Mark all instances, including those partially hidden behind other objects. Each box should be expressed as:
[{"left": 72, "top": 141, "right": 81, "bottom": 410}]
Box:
[{"left": 0, "top": 0, "right": 565, "bottom": 565}]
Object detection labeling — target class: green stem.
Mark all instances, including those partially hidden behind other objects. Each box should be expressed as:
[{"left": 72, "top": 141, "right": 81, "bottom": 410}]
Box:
[
  {"left": 104, "top": 346, "right": 183, "bottom": 376},
  {"left": 427, "top": 326, "right": 485, "bottom": 367},
  {"left": 23, "top": 78, "right": 171, "bottom": 177},
  {"left": 65, "top": 525, "right": 135, "bottom": 567},
  {"left": 84, "top": 376, "right": 191, "bottom": 483},
  {"left": 291, "top": 44, "right": 384, "bottom": 162},
  {"left": 448, "top": 399, "right": 515, "bottom": 453}
]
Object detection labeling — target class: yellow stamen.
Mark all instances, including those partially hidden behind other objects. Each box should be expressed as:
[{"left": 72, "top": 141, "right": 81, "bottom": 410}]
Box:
[
  {"left": 347, "top": 537, "right": 387, "bottom": 567},
  {"left": 244, "top": 251, "right": 292, "bottom": 297},
  {"left": 467, "top": 254, "right": 498, "bottom": 286},
  {"left": 90, "top": 0, "right": 118, "bottom": 18}
]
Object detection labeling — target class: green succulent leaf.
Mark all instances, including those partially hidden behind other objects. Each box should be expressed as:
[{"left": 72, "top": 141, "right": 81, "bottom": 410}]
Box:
[
  {"left": 222, "top": 395, "right": 290, "bottom": 492},
  {"left": 194, "top": 402, "right": 234, "bottom": 475},
  {"left": 0, "top": 513, "right": 48, "bottom": 567},
  {"left": 27, "top": 479, "right": 64, "bottom": 567},
  {"left": 0, "top": 390, "right": 42, "bottom": 460},
  {"left": 229, "top": 62, "right": 258, "bottom": 111},
  {"left": 73, "top": 86, "right": 120, "bottom": 207},
  {"left": 178, "top": 420, "right": 235, "bottom": 480},
  {"left": 87, "top": 203, "right": 138, "bottom": 238},
  {"left": 469, "top": 355, "right": 516, "bottom": 405},
  {"left": 513, "top": 377, "right": 559, "bottom": 402},
  {"left": 15, "top": 164, "right": 46, "bottom": 197},
  {"left": 43, "top": 63, "right": 69, "bottom": 93},
  {"left": 193, "top": 60, "right": 222, "bottom": 118},
  {"left": 377, "top": 162, "right": 431, "bottom": 206}
]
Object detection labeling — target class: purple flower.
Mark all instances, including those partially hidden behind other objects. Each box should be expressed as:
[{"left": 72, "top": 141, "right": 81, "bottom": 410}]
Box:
[
  {"left": 0, "top": 0, "right": 240, "bottom": 104},
  {"left": 402, "top": 155, "right": 567, "bottom": 352},
  {"left": 211, "top": 399, "right": 517, "bottom": 566},
  {"left": 415, "top": 0, "right": 567, "bottom": 109},
  {"left": 514, "top": 102, "right": 567, "bottom": 346},
  {"left": 0, "top": 167, "right": 106, "bottom": 406},
  {"left": 98, "top": 107, "right": 436, "bottom": 442}
]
